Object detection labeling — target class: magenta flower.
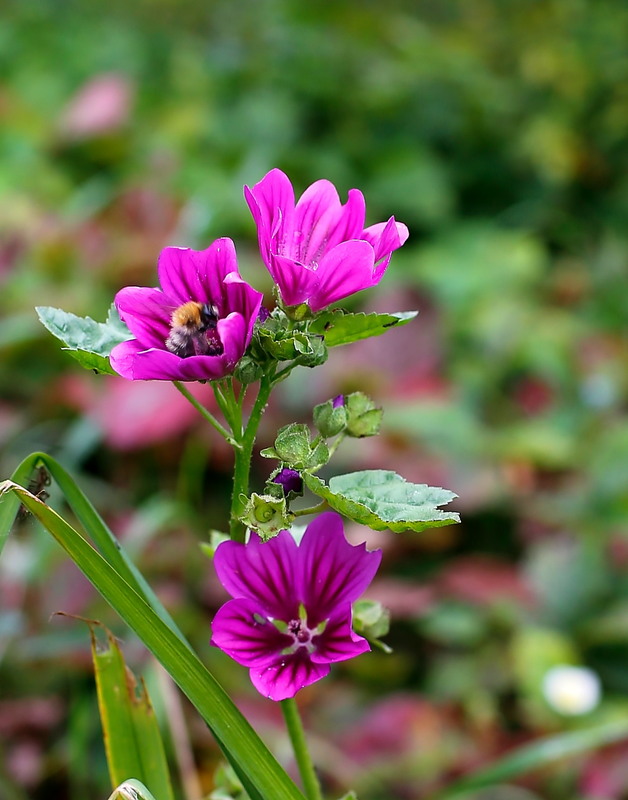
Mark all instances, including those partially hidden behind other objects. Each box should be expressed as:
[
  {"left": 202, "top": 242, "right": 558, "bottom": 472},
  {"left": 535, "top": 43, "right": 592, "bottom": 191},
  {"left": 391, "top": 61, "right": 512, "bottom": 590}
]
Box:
[
  {"left": 110, "top": 239, "right": 263, "bottom": 381},
  {"left": 244, "top": 168, "right": 409, "bottom": 313},
  {"left": 211, "top": 512, "right": 382, "bottom": 701}
]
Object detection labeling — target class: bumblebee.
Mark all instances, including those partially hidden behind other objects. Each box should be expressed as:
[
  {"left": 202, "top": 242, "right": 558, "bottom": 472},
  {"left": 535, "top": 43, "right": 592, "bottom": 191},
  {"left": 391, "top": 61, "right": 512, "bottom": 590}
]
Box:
[{"left": 165, "top": 301, "right": 223, "bottom": 358}]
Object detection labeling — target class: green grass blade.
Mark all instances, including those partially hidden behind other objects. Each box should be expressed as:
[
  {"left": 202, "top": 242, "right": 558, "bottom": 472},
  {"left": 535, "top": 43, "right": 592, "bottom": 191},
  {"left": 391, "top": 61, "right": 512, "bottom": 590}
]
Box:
[
  {"left": 92, "top": 625, "right": 175, "bottom": 800},
  {"left": 1, "top": 453, "right": 187, "bottom": 644},
  {"left": 0, "top": 481, "right": 304, "bottom": 800},
  {"left": 107, "top": 779, "right": 159, "bottom": 800},
  {"left": 434, "top": 718, "right": 628, "bottom": 798}
]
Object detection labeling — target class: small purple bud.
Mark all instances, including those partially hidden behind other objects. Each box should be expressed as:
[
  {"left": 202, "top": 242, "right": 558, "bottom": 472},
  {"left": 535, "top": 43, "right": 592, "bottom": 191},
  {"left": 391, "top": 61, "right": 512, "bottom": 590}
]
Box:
[
  {"left": 257, "top": 305, "right": 271, "bottom": 323},
  {"left": 332, "top": 394, "right": 345, "bottom": 409},
  {"left": 272, "top": 468, "right": 303, "bottom": 495}
]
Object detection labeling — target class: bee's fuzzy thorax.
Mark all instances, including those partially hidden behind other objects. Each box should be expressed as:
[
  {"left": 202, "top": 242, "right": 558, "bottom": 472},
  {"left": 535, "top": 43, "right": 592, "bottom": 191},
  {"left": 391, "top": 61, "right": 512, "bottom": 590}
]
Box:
[{"left": 171, "top": 301, "right": 204, "bottom": 328}]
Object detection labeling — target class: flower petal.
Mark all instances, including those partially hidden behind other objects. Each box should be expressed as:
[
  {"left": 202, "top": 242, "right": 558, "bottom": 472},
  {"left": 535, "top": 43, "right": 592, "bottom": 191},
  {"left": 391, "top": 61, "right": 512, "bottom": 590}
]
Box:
[
  {"left": 198, "top": 238, "right": 241, "bottom": 308},
  {"left": 271, "top": 254, "right": 319, "bottom": 308},
  {"left": 215, "top": 312, "right": 248, "bottom": 367},
  {"left": 222, "top": 272, "right": 264, "bottom": 340},
  {"left": 157, "top": 241, "right": 239, "bottom": 308},
  {"left": 110, "top": 340, "right": 184, "bottom": 381},
  {"left": 244, "top": 169, "right": 295, "bottom": 271},
  {"left": 115, "top": 286, "right": 174, "bottom": 348},
  {"left": 293, "top": 179, "right": 342, "bottom": 264},
  {"left": 211, "top": 598, "right": 292, "bottom": 668},
  {"left": 157, "top": 247, "right": 210, "bottom": 306},
  {"left": 214, "top": 531, "right": 300, "bottom": 620},
  {"left": 325, "top": 188, "right": 367, "bottom": 249},
  {"left": 175, "top": 351, "right": 238, "bottom": 382},
  {"left": 110, "top": 340, "right": 233, "bottom": 382},
  {"left": 311, "top": 606, "right": 371, "bottom": 664},
  {"left": 299, "top": 512, "right": 382, "bottom": 624},
  {"left": 249, "top": 649, "right": 330, "bottom": 701},
  {"left": 361, "top": 217, "right": 409, "bottom": 264},
  {"left": 307, "top": 240, "right": 376, "bottom": 313}
]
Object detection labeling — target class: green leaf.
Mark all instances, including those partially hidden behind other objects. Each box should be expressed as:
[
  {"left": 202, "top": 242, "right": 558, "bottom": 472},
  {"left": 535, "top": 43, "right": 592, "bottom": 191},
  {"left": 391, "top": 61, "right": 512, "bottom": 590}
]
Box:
[
  {"left": 309, "top": 310, "right": 417, "bottom": 347},
  {"left": 0, "top": 477, "right": 304, "bottom": 800},
  {"left": 108, "top": 779, "right": 160, "bottom": 800},
  {"left": 91, "top": 624, "right": 174, "bottom": 800},
  {"left": 303, "top": 470, "right": 460, "bottom": 533},
  {"left": 36, "top": 304, "right": 132, "bottom": 375},
  {"left": 434, "top": 718, "right": 628, "bottom": 798}
]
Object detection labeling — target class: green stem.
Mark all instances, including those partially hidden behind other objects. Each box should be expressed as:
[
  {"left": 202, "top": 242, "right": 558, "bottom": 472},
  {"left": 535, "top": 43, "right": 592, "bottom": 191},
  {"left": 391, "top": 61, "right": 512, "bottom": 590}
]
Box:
[
  {"left": 326, "top": 432, "right": 345, "bottom": 460},
  {"left": 229, "top": 375, "right": 274, "bottom": 542},
  {"left": 280, "top": 698, "right": 322, "bottom": 800},
  {"left": 172, "top": 382, "right": 240, "bottom": 448},
  {"left": 291, "top": 501, "right": 327, "bottom": 518}
]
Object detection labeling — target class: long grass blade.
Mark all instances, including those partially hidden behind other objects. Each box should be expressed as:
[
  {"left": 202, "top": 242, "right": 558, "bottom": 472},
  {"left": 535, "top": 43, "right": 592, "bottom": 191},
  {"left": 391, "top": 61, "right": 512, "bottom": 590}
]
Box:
[
  {"left": 91, "top": 624, "right": 175, "bottom": 800},
  {"left": 0, "top": 481, "right": 304, "bottom": 800}
]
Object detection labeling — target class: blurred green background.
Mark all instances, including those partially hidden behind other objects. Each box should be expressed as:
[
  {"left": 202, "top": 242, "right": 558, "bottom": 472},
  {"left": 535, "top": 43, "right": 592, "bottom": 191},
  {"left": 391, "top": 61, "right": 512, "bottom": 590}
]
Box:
[{"left": 1, "top": 1, "right": 628, "bottom": 798}]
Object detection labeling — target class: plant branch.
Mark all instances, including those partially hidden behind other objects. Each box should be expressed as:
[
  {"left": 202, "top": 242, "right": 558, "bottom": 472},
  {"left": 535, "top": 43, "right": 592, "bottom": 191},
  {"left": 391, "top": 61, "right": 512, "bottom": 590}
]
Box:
[{"left": 172, "top": 382, "right": 240, "bottom": 448}]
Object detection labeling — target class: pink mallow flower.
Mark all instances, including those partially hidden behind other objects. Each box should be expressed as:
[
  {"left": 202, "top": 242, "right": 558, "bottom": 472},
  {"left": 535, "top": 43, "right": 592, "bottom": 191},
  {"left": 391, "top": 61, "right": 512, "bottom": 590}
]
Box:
[
  {"left": 211, "top": 512, "right": 382, "bottom": 701},
  {"left": 110, "top": 239, "right": 263, "bottom": 381},
  {"left": 244, "top": 168, "right": 409, "bottom": 313}
]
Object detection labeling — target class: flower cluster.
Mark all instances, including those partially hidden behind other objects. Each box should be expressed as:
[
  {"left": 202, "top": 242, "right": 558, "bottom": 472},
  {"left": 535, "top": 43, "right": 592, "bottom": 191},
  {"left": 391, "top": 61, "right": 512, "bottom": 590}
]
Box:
[
  {"left": 112, "top": 170, "right": 408, "bottom": 381},
  {"left": 210, "top": 512, "right": 381, "bottom": 700}
]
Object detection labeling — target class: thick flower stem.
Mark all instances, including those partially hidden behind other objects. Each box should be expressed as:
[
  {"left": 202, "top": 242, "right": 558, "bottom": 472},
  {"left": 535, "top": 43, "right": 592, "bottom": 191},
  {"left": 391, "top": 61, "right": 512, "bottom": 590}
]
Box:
[
  {"left": 229, "top": 375, "right": 274, "bottom": 542},
  {"left": 280, "top": 698, "right": 323, "bottom": 800},
  {"left": 172, "top": 381, "right": 240, "bottom": 448}
]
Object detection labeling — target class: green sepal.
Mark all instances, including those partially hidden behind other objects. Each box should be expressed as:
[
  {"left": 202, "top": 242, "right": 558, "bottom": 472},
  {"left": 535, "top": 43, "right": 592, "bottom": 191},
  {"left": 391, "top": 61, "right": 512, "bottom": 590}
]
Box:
[
  {"left": 313, "top": 398, "right": 347, "bottom": 438},
  {"left": 234, "top": 354, "right": 265, "bottom": 385},
  {"left": 310, "top": 309, "right": 418, "bottom": 347},
  {"left": 36, "top": 304, "right": 132, "bottom": 375},
  {"left": 238, "top": 493, "right": 293, "bottom": 541},
  {"left": 253, "top": 309, "right": 327, "bottom": 367},
  {"left": 345, "top": 392, "right": 383, "bottom": 438},
  {"left": 261, "top": 423, "right": 329, "bottom": 471},
  {"left": 303, "top": 470, "right": 460, "bottom": 533},
  {"left": 353, "top": 599, "right": 392, "bottom": 654}
]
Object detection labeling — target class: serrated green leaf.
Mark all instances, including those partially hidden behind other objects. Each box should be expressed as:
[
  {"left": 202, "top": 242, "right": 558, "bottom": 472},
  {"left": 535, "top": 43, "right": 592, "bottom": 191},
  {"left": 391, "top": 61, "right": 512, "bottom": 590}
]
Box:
[
  {"left": 303, "top": 470, "right": 460, "bottom": 532},
  {"left": 36, "top": 304, "right": 132, "bottom": 375},
  {"left": 309, "top": 310, "right": 417, "bottom": 347}
]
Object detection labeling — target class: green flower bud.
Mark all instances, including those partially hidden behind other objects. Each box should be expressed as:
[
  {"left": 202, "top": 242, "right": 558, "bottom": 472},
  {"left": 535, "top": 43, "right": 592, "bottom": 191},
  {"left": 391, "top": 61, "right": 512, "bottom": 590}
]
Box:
[
  {"left": 233, "top": 355, "right": 264, "bottom": 384},
  {"left": 345, "top": 391, "right": 383, "bottom": 437},
  {"left": 313, "top": 398, "right": 347, "bottom": 438}
]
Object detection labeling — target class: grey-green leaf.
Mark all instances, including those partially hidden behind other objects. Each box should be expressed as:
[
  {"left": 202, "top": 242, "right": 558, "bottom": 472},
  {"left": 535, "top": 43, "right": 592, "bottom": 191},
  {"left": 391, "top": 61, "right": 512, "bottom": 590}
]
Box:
[
  {"left": 36, "top": 304, "right": 133, "bottom": 375},
  {"left": 309, "top": 310, "right": 417, "bottom": 347},
  {"left": 303, "top": 470, "right": 460, "bottom": 532}
]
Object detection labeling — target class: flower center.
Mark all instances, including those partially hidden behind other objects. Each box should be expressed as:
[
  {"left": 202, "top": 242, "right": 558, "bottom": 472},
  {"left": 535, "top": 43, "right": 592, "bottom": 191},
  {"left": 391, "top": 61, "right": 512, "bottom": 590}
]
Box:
[
  {"left": 275, "top": 606, "right": 328, "bottom": 656},
  {"left": 165, "top": 301, "right": 224, "bottom": 358},
  {"left": 288, "top": 619, "right": 312, "bottom": 644}
]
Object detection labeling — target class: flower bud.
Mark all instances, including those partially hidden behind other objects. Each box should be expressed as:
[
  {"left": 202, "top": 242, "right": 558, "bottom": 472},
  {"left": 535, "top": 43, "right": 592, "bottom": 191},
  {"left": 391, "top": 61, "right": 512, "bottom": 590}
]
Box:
[
  {"left": 272, "top": 467, "right": 304, "bottom": 497},
  {"left": 313, "top": 397, "right": 347, "bottom": 438},
  {"left": 345, "top": 392, "right": 383, "bottom": 438}
]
